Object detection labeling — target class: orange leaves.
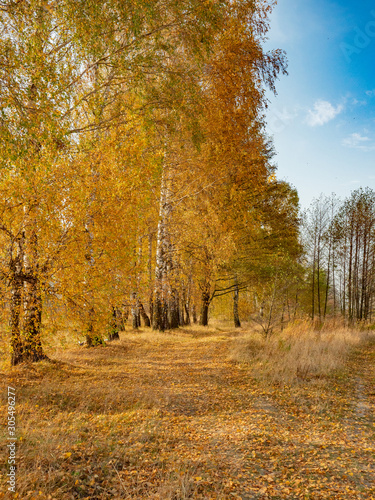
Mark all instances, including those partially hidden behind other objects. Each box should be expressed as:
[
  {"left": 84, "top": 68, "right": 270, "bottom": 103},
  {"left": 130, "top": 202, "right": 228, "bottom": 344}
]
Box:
[{"left": 3, "top": 326, "right": 375, "bottom": 498}]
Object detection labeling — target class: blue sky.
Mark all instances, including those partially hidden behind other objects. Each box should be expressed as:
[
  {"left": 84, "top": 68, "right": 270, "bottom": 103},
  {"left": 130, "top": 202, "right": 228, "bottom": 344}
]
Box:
[{"left": 264, "top": 0, "right": 375, "bottom": 209}]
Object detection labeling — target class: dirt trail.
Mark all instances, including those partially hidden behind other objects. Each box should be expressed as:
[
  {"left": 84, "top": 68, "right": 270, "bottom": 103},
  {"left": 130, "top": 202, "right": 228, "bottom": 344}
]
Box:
[{"left": 1, "top": 330, "right": 375, "bottom": 499}]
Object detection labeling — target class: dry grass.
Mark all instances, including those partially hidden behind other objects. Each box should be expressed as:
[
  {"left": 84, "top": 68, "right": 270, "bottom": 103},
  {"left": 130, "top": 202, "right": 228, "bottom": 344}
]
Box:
[
  {"left": 0, "top": 325, "right": 232, "bottom": 499},
  {"left": 230, "top": 319, "right": 375, "bottom": 384},
  {"left": 1, "top": 321, "right": 374, "bottom": 499}
]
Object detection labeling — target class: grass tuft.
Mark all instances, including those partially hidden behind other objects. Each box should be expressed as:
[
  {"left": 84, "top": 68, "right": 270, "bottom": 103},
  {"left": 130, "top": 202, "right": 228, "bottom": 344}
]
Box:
[{"left": 230, "top": 320, "right": 375, "bottom": 384}]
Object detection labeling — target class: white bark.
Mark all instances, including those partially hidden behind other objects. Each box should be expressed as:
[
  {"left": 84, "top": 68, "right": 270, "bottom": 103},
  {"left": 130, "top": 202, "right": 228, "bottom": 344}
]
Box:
[{"left": 153, "top": 162, "right": 173, "bottom": 330}]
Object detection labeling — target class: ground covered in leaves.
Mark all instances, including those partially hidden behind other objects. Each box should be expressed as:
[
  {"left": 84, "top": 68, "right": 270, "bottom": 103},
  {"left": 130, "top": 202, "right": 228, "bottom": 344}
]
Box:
[{"left": 1, "top": 327, "right": 375, "bottom": 499}]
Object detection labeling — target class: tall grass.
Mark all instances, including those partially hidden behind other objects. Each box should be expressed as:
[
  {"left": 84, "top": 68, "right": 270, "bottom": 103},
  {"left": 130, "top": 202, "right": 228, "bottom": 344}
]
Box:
[{"left": 230, "top": 319, "right": 375, "bottom": 384}]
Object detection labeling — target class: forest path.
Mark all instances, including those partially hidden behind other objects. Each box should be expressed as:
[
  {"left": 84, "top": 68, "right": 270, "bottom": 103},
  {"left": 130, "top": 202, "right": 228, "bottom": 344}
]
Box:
[{"left": 1, "top": 328, "right": 375, "bottom": 499}]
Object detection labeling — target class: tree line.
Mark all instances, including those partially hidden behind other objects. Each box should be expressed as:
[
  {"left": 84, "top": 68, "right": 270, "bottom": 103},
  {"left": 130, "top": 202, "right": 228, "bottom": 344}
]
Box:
[
  {"left": 2, "top": 1, "right": 369, "bottom": 367},
  {"left": 0, "top": 0, "right": 292, "bottom": 365},
  {"left": 236, "top": 188, "right": 375, "bottom": 336},
  {"left": 303, "top": 188, "right": 375, "bottom": 325}
]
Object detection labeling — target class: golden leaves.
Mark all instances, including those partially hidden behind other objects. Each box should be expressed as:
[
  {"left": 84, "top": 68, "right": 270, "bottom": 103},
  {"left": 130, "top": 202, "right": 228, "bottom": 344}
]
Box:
[{"left": 3, "top": 326, "right": 375, "bottom": 497}]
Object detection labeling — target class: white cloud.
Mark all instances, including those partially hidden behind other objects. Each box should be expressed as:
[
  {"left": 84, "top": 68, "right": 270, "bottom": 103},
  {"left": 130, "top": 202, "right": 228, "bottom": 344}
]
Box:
[
  {"left": 306, "top": 100, "right": 344, "bottom": 127},
  {"left": 351, "top": 98, "right": 367, "bottom": 106},
  {"left": 342, "top": 133, "right": 375, "bottom": 152},
  {"left": 365, "top": 90, "right": 375, "bottom": 97}
]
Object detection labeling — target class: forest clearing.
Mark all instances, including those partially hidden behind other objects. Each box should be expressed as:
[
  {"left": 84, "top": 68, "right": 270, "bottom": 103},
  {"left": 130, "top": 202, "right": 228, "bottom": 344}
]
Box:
[{"left": 1, "top": 322, "right": 375, "bottom": 499}]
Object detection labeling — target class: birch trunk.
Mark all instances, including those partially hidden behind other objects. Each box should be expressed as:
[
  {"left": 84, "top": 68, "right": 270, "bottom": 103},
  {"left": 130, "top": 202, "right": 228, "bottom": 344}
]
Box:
[
  {"left": 184, "top": 270, "right": 192, "bottom": 325},
  {"left": 324, "top": 231, "right": 332, "bottom": 318},
  {"left": 130, "top": 292, "right": 140, "bottom": 329},
  {"left": 84, "top": 213, "right": 100, "bottom": 345},
  {"left": 10, "top": 275, "right": 23, "bottom": 366},
  {"left": 184, "top": 302, "right": 191, "bottom": 325},
  {"left": 23, "top": 277, "right": 45, "bottom": 361},
  {"left": 169, "top": 289, "right": 180, "bottom": 329},
  {"left": 233, "top": 280, "right": 241, "bottom": 328},
  {"left": 192, "top": 304, "right": 197, "bottom": 324},
  {"left": 9, "top": 237, "right": 25, "bottom": 366},
  {"left": 84, "top": 63, "right": 104, "bottom": 346},
  {"left": 168, "top": 253, "right": 180, "bottom": 329},
  {"left": 199, "top": 282, "right": 211, "bottom": 326},
  {"left": 311, "top": 235, "right": 316, "bottom": 321},
  {"left": 109, "top": 306, "right": 120, "bottom": 340},
  {"left": 19, "top": 4, "right": 47, "bottom": 361},
  {"left": 148, "top": 232, "right": 154, "bottom": 325},
  {"left": 139, "top": 301, "right": 151, "bottom": 327},
  {"left": 153, "top": 163, "right": 172, "bottom": 331},
  {"left": 22, "top": 224, "right": 46, "bottom": 361}
]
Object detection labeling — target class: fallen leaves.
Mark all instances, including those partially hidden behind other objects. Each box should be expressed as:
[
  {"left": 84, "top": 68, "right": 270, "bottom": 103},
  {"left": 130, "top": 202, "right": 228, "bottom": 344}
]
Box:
[{"left": 0, "top": 331, "right": 374, "bottom": 499}]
